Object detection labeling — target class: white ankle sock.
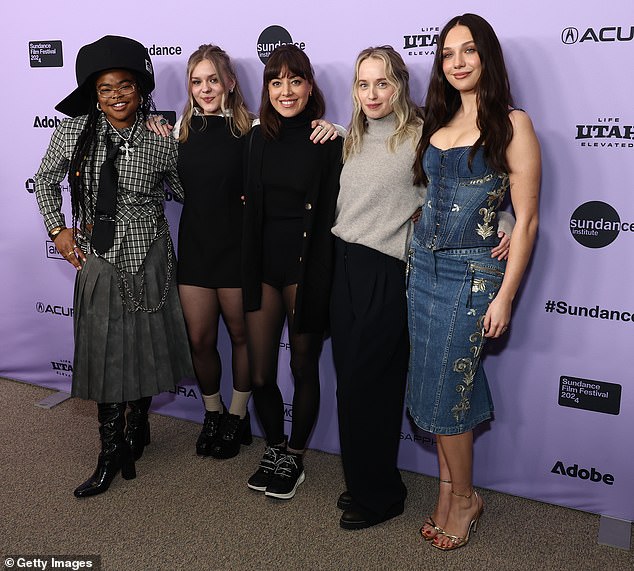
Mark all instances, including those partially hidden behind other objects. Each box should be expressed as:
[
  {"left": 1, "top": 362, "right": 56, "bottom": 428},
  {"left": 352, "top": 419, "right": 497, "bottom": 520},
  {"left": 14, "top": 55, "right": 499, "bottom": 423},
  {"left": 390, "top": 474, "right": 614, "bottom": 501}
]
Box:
[
  {"left": 228, "top": 389, "right": 251, "bottom": 418},
  {"left": 202, "top": 392, "right": 223, "bottom": 413}
]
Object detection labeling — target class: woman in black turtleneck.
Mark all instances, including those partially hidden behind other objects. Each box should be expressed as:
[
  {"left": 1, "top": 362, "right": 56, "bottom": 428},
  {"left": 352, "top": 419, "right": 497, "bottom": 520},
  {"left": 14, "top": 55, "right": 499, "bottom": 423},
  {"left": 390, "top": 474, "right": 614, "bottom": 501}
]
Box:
[{"left": 242, "top": 45, "right": 343, "bottom": 501}]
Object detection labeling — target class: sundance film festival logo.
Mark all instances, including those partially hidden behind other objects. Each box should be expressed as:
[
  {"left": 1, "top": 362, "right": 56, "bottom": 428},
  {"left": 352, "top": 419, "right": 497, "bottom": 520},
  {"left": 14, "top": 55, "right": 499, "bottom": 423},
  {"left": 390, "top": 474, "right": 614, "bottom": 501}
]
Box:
[
  {"left": 569, "top": 201, "right": 634, "bottom": 248},
  {"left": 29, "top": 40, "right": 63, "bottom": 67},
  {"left": 562, "top": 25, "right": 633, "bottom": 44},
  {"left": 402, "top": 26, "right": 439, "bottom": 56},
  {"left": 256, "top": 26, "right": 306, "bottom": 64},
  {"left": 575, "top": 116, "right": 633, "bottom": 150}
]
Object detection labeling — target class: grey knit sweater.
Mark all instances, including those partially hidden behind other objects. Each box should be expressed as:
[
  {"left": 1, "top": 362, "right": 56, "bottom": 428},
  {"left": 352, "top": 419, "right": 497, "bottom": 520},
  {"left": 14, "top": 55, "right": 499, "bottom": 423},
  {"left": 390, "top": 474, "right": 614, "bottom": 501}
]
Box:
[{"left": 331, "top": 113, "right": 425, "bottom": 261}]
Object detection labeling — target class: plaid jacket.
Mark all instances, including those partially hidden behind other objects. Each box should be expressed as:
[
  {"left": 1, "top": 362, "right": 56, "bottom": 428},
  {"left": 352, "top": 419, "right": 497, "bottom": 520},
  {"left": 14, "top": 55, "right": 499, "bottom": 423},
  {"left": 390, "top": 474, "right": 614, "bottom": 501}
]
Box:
[{"left": 35, "top": 114, "right": 184, "bottom": 273}]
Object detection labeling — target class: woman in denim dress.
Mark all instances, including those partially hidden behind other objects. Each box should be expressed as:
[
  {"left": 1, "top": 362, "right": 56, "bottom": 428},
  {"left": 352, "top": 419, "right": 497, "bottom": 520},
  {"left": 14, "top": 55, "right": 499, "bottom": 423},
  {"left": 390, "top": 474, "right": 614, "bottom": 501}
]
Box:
[{"left": 407, "top": 14, "right": 541, "bottom": 550}]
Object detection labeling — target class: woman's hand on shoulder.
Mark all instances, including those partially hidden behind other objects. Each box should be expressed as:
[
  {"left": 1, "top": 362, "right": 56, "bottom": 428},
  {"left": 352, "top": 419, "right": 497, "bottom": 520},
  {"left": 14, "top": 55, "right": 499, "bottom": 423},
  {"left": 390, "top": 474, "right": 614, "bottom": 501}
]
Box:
[
  {"left": 146, "top": 115, "right": 173, "bottom": 138},
  {"left": 310, "top": 120, "right": 346, "bottom": 144}
]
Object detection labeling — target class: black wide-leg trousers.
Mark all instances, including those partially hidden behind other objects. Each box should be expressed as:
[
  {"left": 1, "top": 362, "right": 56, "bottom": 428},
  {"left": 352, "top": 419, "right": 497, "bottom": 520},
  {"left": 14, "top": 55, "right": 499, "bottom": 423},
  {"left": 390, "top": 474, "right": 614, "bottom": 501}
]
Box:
[{"left": 330, "top": 238, "right": 409, "bottom": 522}]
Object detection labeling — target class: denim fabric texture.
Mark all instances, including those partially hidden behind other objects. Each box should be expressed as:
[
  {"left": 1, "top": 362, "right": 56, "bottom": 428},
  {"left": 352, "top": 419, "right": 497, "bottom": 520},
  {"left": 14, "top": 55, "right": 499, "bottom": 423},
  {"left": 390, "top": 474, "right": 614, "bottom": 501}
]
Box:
[
  {"left": 416, "top": 144, "right": 509, "bottom": 250},
  {"left": 406, "top": 145, "right": 508, "bottom": 435}
]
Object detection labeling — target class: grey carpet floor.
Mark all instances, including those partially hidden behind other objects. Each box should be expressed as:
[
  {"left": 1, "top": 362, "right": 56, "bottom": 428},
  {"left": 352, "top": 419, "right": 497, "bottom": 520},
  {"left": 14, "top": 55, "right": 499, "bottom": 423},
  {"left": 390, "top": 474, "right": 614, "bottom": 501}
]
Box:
[{"left": 1, "top": 377, "right": 632, "bottom": 571}]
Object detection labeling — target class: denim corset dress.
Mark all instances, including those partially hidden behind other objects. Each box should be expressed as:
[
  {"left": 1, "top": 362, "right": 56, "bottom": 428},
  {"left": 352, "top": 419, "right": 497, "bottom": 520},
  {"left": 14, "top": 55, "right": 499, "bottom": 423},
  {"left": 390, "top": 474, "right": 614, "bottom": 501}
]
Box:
[{"left": 406, "top": 145, "right": 509, "bottom": 435}]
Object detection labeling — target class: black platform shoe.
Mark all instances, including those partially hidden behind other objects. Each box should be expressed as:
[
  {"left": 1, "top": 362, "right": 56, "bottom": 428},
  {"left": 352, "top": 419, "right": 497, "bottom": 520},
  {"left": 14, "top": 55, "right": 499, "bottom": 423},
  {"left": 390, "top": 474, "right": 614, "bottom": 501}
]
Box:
[
  {"left": 211, "top": 411, "right": 253, "bottom": 459},
  {"left": 125, "top": 396, "right": 152, "bottom": 461},
  {"left": 196, "top": 410, "right": 223, "bottom": 456},
  {"left": 74, "top": 402, "right": 136, "bottom": 498}
]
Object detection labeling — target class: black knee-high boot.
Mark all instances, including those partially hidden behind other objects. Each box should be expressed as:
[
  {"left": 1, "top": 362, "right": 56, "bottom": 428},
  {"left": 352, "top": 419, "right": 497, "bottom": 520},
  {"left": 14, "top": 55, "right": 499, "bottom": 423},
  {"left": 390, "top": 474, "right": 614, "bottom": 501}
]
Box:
[
  {"left": 74, "top": 402, "right": 136, "bottom": 498},
  {"left": 125, "top": 396, "right": 152, "bottom": 461}
]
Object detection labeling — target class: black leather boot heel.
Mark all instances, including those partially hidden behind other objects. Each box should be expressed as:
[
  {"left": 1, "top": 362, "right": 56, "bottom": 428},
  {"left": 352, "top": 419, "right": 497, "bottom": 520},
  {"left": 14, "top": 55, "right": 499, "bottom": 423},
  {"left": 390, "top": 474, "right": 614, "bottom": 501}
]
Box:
[
  {"left": 125, "top": 396, "right": 152, "bottom": 461},
  {"left": 74, "top": 402, "right": 136, "bottom": 498}
]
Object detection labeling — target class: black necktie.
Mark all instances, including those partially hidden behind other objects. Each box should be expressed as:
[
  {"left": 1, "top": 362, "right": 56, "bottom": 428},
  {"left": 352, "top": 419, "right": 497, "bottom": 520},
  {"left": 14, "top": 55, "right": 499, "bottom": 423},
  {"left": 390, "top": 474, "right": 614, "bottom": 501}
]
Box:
[{"left": 92, "top": 137, "right": 119, "bottom": 255}]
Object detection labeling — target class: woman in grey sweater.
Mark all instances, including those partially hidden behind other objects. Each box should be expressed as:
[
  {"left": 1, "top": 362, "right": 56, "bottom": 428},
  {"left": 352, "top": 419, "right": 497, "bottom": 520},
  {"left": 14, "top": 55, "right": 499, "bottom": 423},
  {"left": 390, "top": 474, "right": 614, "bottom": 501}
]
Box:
[{"left": 330, "top": 46, "right": 511, "bottom": 530}]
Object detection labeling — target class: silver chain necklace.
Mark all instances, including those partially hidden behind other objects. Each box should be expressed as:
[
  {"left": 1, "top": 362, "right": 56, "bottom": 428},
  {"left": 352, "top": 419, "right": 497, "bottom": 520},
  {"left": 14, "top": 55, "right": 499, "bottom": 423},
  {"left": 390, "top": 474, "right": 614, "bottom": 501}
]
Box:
[{"left": 106, "top": 119, "right": 136, "bottom": 160}]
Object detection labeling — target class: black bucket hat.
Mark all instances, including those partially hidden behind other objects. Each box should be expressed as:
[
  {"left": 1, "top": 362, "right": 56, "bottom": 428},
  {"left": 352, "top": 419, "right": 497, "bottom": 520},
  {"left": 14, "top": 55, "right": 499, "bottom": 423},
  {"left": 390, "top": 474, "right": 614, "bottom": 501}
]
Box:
[{"left": 55, "top": 35, "right": 154, "bottom": 117}]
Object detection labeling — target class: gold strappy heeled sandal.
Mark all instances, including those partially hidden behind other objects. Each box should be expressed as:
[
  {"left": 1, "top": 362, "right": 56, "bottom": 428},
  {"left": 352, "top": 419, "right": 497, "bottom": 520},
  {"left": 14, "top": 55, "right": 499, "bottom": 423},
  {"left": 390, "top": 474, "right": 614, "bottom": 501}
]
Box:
[
  {"left": 432, "top": 489, "right": 484, "bottom": 551},
  {"left": 419, "top": 479, "right": 452, "bottom": 542}
]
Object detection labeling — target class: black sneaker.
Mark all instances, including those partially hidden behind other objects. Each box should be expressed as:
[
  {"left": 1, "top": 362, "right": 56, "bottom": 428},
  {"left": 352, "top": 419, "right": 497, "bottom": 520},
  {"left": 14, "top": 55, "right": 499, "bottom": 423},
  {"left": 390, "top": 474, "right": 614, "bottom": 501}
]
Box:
[
  {"left": 247, "top": 444, "right": 286, "bottom": 492},
  {"left": 265, "top": 452, "right": 305, "bottom": 500},
  {"left": 196, "top": 410, "right": 222, "bottom": 456}
]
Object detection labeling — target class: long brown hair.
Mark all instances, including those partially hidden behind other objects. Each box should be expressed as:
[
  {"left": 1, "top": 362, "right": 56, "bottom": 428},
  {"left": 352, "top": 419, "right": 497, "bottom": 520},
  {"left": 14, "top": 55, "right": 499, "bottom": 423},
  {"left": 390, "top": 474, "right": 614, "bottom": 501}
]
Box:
[
  {"left": 259, "top": 45, "right": 325, "bottom": 140},
  {"left": 179, "top": 44, "right": 252, "bottom": 142},
  {"left": 413, "top": 13, "right": 514, "bottom": 186}
]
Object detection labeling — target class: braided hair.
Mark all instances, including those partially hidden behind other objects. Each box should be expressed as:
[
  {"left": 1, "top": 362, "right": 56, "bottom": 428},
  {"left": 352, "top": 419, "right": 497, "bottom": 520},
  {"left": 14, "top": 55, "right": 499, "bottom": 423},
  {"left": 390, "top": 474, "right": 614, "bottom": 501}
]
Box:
[{"left": 68, "top": 73, "right": 155, "bottom": 238}]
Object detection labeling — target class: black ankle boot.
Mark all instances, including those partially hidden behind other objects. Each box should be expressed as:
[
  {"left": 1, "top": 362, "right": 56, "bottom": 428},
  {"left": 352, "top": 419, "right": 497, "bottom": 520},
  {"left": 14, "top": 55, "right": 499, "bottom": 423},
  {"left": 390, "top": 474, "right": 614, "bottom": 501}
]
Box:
[
  {"left": 210, "top": 411, "right": 253, "bottom": 459},
  {"left": 196, "top": 410, "right": 223, "bottom": 456},
  {"left": 125, "top": 396, "right": 152, "bottom": 461},
  {"left": 74, "top": 402, "right": 136, "bottom": 498}
]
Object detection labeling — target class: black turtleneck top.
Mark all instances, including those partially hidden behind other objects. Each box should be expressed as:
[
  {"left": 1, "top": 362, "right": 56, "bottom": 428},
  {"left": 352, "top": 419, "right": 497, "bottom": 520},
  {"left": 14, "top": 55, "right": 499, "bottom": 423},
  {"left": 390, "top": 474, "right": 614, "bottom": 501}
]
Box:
[
  {"left": 241, "top": 109, "right": 344, "bottom": 332},
  {"left": 261, "top": 111, "right": 320, "bottom": 219}
]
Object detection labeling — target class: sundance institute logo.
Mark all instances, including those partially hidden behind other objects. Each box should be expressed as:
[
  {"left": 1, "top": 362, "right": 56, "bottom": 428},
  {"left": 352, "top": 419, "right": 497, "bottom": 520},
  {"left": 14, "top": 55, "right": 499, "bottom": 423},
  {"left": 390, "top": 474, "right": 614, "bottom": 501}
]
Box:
[
  {"left": 569, "top": 201, "right": 633, "bottom": 248},
  {"left": 256, "top": 26, "right": 306, "bottom": 64}
]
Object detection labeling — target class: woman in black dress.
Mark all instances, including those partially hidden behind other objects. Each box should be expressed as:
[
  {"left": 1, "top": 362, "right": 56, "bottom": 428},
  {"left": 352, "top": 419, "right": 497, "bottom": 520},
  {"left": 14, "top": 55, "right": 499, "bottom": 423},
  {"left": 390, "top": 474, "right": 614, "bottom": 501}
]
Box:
[
  {"left": 172, "top": 45, "right": 254, "bottom": 459},
  {"left": 149, "top": 45, "right": 339, "bottom": 459},
  {"left": 242, "top": 45, "right": 343, "bottom": 500}
]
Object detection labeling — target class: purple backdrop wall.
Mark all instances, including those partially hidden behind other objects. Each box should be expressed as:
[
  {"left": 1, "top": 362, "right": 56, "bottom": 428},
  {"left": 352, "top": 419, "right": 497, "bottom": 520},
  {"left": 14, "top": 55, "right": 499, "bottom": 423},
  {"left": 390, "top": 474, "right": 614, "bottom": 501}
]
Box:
[{"left": 2, "top": 0, "right": 633, "bottom": 520}]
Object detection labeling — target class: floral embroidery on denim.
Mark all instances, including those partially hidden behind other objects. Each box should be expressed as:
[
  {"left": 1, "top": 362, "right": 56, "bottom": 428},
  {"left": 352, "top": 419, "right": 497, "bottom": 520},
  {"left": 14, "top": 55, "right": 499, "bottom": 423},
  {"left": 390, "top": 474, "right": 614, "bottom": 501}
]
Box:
[
  {"left": 476, "top": 174, "right": 510, "bottom": 240},
  {"left": 451, "top": 315, "right": 486, "bottom": 423},
  {"left": 471, "top": 278, "right": 487, "bottom": 293}
]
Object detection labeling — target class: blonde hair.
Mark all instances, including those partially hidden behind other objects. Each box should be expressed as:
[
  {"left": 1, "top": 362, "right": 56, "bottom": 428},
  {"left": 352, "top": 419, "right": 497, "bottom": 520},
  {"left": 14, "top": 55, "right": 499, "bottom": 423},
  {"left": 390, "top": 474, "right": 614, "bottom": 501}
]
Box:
[
  {"left": 344, "top": 46, "right": 422, "bottom": 161},
  {"left": 179, "top": 44, "right": 252, "bottom": 141}
]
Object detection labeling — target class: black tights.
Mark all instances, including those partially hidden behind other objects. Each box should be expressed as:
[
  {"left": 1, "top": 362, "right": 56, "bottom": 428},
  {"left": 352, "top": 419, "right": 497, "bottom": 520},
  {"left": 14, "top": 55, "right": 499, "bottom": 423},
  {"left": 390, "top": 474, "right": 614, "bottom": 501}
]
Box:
[
  {"left": 179, "top": 285, "right": 250, "bottom": 396},
  {"left": 246, "top": 283, "right": 322, "bottom": 450}
]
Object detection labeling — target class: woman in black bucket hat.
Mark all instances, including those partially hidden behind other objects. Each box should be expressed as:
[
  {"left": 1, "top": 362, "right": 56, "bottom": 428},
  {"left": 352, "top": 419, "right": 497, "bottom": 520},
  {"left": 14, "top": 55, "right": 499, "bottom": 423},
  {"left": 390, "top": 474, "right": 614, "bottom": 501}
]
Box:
[{"left": 34, "top": 35, "right": 193, "bottom": 498}]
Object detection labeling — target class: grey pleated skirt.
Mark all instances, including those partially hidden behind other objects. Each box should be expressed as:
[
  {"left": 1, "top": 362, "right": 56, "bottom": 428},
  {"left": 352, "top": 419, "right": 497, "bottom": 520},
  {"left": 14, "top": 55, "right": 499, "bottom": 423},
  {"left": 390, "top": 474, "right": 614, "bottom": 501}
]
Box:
[{"left": 72, "top": 234, "right": 194, "bottom": 403}]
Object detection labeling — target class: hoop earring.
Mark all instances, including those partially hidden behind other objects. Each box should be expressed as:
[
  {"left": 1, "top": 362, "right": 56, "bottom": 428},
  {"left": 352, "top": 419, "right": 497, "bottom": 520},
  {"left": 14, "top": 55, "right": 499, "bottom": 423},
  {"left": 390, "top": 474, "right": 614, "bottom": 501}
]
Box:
[{"left": 96, "top": 102, "right": 102, "bottom": 111}]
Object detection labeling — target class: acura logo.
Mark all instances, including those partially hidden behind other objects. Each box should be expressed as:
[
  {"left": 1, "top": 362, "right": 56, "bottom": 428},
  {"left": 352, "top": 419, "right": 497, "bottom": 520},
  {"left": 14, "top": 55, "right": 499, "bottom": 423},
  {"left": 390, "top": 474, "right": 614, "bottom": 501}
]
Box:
[
  {"left": 36, "top": 302, "right": 45, "bottom": 313},
  {"left": 562, "top": 27, "right": 579, "bottom": 44}
]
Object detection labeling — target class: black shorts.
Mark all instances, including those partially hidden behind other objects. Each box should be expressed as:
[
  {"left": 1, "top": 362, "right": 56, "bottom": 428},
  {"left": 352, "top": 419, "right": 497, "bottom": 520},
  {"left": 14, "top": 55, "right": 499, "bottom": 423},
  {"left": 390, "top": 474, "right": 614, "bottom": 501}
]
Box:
[{"left": 262, "top": 217, "right": 303, "bottom": 289}]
